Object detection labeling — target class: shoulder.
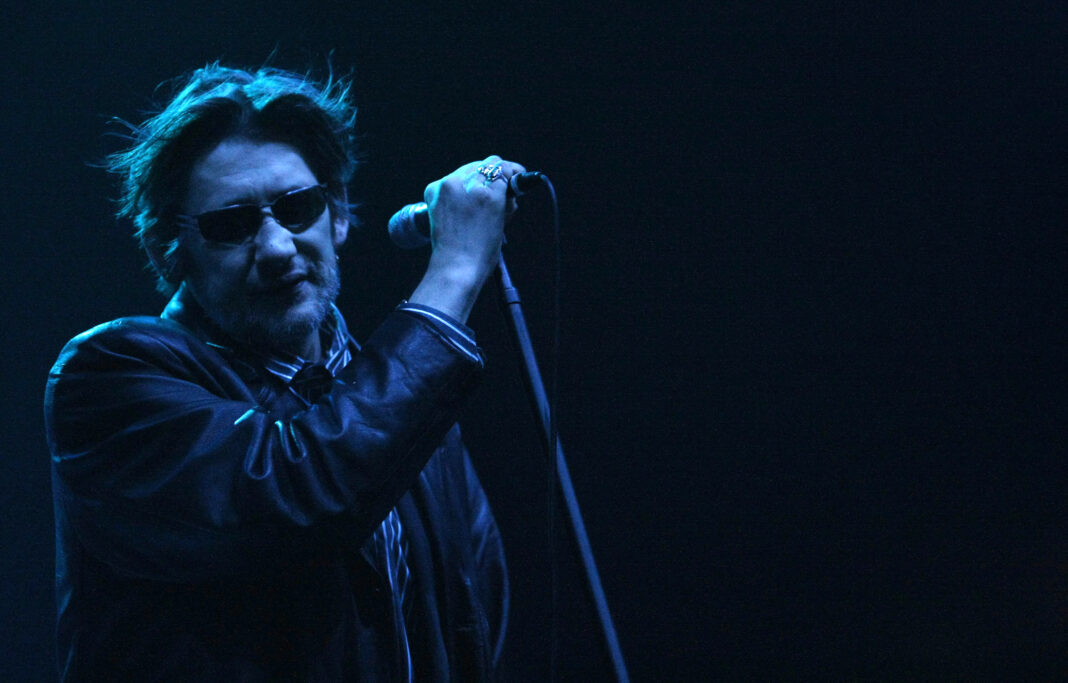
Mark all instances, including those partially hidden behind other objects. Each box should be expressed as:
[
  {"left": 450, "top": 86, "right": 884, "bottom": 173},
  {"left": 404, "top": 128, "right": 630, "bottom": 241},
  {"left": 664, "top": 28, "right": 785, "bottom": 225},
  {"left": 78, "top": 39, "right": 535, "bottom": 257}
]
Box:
[
  {"left": 64, "top": 316, "right": 196, "bottom": 349},
  {"left": 50, "top": 316, "right": 206, "bottom": 375},
  {"left": 46, "top": 316, "right": 246, "bottom": 399},
  {"left": 44, "top": 316, "right": 254, "bottom": 447}
]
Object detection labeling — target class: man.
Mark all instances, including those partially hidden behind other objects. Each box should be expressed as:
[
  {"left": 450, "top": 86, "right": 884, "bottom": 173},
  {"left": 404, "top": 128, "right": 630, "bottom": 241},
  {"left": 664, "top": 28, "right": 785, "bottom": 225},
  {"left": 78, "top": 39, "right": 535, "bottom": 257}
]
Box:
[{"left": 45, "top": 63, "right": 521, "bottom": 680}]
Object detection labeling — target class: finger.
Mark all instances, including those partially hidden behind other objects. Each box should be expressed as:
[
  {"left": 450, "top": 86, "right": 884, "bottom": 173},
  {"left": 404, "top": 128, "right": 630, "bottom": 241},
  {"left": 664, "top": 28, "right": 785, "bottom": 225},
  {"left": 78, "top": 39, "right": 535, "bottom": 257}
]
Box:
[
  {"left": 472, "top": 158, "right": 527, "bottom": 191},
  {"left": 501, "top": 161, "right": 527, "bottom": 178},
  {"left": 495, "top": 162, "right": 527, "bottom": 215},
  {"left": 472, "top": 159, "right": 507, "bottom": 187},
  {"left": 469, "top": 155, "right": 503, "bottom": 178}
]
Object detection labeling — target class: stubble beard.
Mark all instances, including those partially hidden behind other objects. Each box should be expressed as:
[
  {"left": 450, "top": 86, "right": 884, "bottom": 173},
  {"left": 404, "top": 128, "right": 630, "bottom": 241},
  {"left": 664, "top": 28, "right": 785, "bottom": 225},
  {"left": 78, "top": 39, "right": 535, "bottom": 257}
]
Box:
[{"left": 225, "top": 258, "right": 341, "bottom": 357}]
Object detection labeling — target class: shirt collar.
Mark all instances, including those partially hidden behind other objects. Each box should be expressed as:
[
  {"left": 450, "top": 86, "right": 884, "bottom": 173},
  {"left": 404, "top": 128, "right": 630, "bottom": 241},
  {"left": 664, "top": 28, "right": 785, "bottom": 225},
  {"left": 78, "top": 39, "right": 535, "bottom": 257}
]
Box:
[{"left": 253, "top": 305, "right": 356, "bottom": 384}]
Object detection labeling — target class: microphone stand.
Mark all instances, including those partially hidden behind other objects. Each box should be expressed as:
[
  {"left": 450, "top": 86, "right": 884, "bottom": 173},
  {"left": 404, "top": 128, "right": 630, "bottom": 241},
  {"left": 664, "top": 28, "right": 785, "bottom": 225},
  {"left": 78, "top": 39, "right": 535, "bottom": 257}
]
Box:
[{"left": 496, "top": 253, "right": 630, "bottom": 682}]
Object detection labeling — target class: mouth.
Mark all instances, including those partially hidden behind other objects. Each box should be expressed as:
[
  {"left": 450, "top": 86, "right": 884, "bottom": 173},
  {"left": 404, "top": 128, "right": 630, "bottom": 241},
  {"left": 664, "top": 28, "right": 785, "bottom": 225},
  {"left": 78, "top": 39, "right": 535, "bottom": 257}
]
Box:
[{"left": 254, "top": 273, "right": 311, "bottom": 297}]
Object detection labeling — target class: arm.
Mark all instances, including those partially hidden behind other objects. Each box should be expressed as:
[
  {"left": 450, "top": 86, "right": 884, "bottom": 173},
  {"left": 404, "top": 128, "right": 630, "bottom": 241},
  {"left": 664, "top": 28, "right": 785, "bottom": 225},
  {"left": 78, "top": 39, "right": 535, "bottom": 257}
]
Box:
[{"left": 46, "top": 312, "right": 481, "bottom": 582}]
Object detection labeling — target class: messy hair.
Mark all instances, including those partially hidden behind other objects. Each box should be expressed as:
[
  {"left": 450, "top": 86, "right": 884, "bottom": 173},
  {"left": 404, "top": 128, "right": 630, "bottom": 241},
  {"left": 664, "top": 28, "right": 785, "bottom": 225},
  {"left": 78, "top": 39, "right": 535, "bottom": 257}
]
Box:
[{"left": 106, "top": 62, "right": 359, "bottom": 295}]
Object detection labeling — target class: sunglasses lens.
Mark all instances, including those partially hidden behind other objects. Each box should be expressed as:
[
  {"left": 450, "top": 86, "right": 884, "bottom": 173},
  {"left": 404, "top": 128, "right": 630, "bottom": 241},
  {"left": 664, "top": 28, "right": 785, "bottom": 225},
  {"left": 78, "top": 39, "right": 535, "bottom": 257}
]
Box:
[
  {"left": 273, "top": 186, "right": 327, "bottom": 230},
  {"left": 197, "top": 206, "right": 260, "bottom": 243},
  {"left": 191, "top": 186, "right": 328, "bottom": 243}
]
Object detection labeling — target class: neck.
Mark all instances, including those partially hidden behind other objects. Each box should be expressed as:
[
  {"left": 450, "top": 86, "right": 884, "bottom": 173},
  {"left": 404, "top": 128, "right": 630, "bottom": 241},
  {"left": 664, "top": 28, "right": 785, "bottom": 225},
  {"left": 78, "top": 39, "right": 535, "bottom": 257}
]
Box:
[{"left": 292, "top": 332, "right": 323, "bottom": 363}]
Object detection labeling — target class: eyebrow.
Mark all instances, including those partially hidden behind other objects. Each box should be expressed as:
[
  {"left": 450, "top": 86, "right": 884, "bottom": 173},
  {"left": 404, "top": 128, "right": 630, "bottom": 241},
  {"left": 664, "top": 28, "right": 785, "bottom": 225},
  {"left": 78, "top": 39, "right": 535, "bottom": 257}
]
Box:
[{"left": 208, "top": 185, "right": 313, "bottom": 211}]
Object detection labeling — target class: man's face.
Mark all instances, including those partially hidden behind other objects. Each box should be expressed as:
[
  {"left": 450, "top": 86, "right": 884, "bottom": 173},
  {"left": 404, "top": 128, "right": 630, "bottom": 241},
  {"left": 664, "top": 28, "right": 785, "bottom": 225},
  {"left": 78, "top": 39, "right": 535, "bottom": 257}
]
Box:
[{"left": 180, "top": 137, "right": 348, "bottom": 359}]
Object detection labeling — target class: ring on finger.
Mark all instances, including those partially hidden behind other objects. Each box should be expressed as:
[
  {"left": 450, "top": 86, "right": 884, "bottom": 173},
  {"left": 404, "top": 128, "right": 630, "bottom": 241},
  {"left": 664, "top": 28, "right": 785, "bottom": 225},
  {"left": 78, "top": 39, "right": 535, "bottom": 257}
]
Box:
[{"left": 476, "top": 163, "right": 504, "bottom": 183}]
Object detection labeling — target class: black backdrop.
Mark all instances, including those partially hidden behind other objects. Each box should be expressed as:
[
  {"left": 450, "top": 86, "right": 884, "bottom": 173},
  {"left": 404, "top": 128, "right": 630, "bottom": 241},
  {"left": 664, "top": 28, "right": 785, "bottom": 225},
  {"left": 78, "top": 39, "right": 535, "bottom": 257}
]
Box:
[{"left": 2, "top": 2, "right": 1064, "bottom": 679}]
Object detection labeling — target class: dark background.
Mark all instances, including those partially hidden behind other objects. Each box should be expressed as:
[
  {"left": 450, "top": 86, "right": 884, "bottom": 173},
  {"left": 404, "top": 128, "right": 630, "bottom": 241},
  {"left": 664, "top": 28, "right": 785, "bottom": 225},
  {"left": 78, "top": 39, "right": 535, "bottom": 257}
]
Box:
[{"left": 2, "top": 2, "right": 1065, "bottom": 679}]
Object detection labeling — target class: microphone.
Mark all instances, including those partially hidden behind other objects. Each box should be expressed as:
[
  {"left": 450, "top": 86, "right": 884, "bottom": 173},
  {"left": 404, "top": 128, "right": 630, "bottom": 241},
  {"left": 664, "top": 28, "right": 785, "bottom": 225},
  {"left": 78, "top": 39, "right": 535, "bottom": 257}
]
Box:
[{"left": 388, "top": 171, "right": 543, "bottom": 249}]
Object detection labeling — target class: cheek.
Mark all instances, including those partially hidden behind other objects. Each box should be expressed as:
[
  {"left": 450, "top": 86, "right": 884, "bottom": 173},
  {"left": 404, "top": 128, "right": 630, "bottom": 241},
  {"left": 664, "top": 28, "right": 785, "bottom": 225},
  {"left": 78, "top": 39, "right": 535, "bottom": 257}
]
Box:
[
  {"left": 300, "top": 223, "right": 340, "bottom": 261},
  {"left": 188, "top": 250, "right": 248, "bottom": 298}
]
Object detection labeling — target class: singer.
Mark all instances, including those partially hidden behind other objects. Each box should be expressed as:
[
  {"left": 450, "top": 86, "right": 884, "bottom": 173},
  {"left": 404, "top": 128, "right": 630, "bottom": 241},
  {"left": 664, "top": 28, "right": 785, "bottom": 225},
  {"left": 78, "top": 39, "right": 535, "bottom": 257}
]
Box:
[{"left": 44, "top": 63, "right": 524, "bottom": 680}]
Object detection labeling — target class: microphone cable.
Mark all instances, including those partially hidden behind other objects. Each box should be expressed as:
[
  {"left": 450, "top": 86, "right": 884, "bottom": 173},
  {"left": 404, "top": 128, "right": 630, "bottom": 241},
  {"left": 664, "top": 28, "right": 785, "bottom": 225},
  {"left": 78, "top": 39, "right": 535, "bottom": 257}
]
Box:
[
  {"left": 497, "top": 171, "right": 563, "bottom": 679},
  {"left": 542, "top": 174, "right": 561, "bottom": 682},
  {"left": 505, "top": 171, "right": 561, "bottom": 678}
]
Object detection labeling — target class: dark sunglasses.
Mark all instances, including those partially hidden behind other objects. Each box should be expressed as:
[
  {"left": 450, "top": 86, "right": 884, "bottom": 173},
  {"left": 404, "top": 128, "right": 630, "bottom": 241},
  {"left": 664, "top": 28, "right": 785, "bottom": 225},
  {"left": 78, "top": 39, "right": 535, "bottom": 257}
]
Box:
[{"left": 177, "top": 184, "right": 329, "bottom": 244}]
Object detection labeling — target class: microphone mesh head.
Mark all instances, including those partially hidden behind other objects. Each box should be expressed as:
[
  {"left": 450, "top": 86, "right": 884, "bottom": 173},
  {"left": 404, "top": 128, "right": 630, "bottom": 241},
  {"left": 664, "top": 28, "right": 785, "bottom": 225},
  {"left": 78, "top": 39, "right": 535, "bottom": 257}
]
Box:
[{"left": 387, "top": 202, "right": 430, "bottom": 249}]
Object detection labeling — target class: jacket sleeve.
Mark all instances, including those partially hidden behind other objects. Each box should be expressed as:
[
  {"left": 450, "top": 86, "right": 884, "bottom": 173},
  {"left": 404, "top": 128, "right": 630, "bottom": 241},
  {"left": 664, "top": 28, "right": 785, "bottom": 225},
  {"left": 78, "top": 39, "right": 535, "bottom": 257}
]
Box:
[{"left": 45, "top": 312, "right": 483, "bottom": 583}]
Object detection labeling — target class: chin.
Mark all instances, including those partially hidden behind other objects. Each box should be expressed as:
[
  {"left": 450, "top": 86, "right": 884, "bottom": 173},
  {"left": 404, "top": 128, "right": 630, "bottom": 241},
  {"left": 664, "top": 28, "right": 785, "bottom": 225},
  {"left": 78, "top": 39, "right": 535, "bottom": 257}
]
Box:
[
  {"left": 250, "top": 300, "right": 331, "bottom": 353},
  {"left": 208, "top": 267, "right": 341, "bottom": 356}
]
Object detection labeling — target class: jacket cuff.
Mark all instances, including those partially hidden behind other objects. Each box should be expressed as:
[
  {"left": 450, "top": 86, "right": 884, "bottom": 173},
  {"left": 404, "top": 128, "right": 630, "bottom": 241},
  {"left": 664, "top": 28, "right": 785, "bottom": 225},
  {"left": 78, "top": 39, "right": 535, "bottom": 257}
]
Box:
[{"left": 395, "top": 301, "right": 484, "bottom": 368}]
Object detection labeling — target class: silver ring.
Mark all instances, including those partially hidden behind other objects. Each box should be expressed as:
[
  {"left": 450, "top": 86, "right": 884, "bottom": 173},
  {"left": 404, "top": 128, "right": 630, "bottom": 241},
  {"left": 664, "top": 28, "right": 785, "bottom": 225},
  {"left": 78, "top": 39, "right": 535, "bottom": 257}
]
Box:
[{"left": 476, "top": 163, "right": 504, "bottom": 183}]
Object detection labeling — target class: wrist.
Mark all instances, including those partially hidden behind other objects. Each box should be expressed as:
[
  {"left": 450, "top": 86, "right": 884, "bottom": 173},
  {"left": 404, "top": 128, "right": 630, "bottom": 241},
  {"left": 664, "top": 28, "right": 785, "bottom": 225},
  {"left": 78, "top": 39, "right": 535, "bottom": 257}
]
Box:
[
  {"left": 429, "top": 250, "right": 492, "bottom": 288},
  {"left": 408, "top": 251, "right": 496, "bottom": 323}
]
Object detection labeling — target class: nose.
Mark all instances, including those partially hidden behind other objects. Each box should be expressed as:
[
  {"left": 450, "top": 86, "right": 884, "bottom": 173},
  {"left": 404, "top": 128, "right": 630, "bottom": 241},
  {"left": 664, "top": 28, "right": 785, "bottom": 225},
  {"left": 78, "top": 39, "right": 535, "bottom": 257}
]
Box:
[{"left": 253, "top": 213, "right": 298, "bottom": 268}]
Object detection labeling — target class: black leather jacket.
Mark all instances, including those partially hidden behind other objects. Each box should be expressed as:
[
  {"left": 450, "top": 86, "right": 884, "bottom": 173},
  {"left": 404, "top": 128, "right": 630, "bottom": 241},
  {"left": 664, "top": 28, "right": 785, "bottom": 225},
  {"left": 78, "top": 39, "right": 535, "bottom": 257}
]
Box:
[{"left": 45, "top": 296, "right": 507, "bottom": 681}]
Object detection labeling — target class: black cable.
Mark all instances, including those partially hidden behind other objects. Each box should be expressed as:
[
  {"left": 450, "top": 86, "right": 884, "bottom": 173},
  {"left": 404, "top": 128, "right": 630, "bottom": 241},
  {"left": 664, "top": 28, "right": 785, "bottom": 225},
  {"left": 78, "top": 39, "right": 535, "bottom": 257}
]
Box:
[
  {"left": 543, "top": 176, "right": 560, "bottom": 682},
  {"left": 501, "top": 175, "right": 629, "bottom": 682}
]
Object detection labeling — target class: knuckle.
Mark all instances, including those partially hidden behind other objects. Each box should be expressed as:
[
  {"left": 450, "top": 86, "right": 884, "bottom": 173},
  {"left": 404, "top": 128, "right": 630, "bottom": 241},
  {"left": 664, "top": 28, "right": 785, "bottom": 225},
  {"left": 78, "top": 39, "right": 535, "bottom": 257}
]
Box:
[
  {"left": 471, "top": 186, "right": 496, "bottom": 205},
  {"left": 439, "top": 179, "right": 463, "bottom": 199}
]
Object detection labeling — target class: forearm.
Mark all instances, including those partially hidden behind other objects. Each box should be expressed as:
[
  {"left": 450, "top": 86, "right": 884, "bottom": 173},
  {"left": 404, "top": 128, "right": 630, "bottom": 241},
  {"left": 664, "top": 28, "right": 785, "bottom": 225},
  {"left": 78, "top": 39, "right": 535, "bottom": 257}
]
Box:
[{"left": 408, "top": 250, "right": 496, "bottom": 324}]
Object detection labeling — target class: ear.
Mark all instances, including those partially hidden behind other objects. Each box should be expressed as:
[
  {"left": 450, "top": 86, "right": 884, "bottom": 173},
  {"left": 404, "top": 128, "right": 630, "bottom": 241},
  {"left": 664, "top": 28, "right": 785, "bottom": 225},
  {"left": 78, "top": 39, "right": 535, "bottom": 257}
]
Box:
[
  {"left": 332, "top": 213, "right": 349, "bottom": 248},
  {"left": 331, "top": 188, "right": 349, "bottom": 247}
]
